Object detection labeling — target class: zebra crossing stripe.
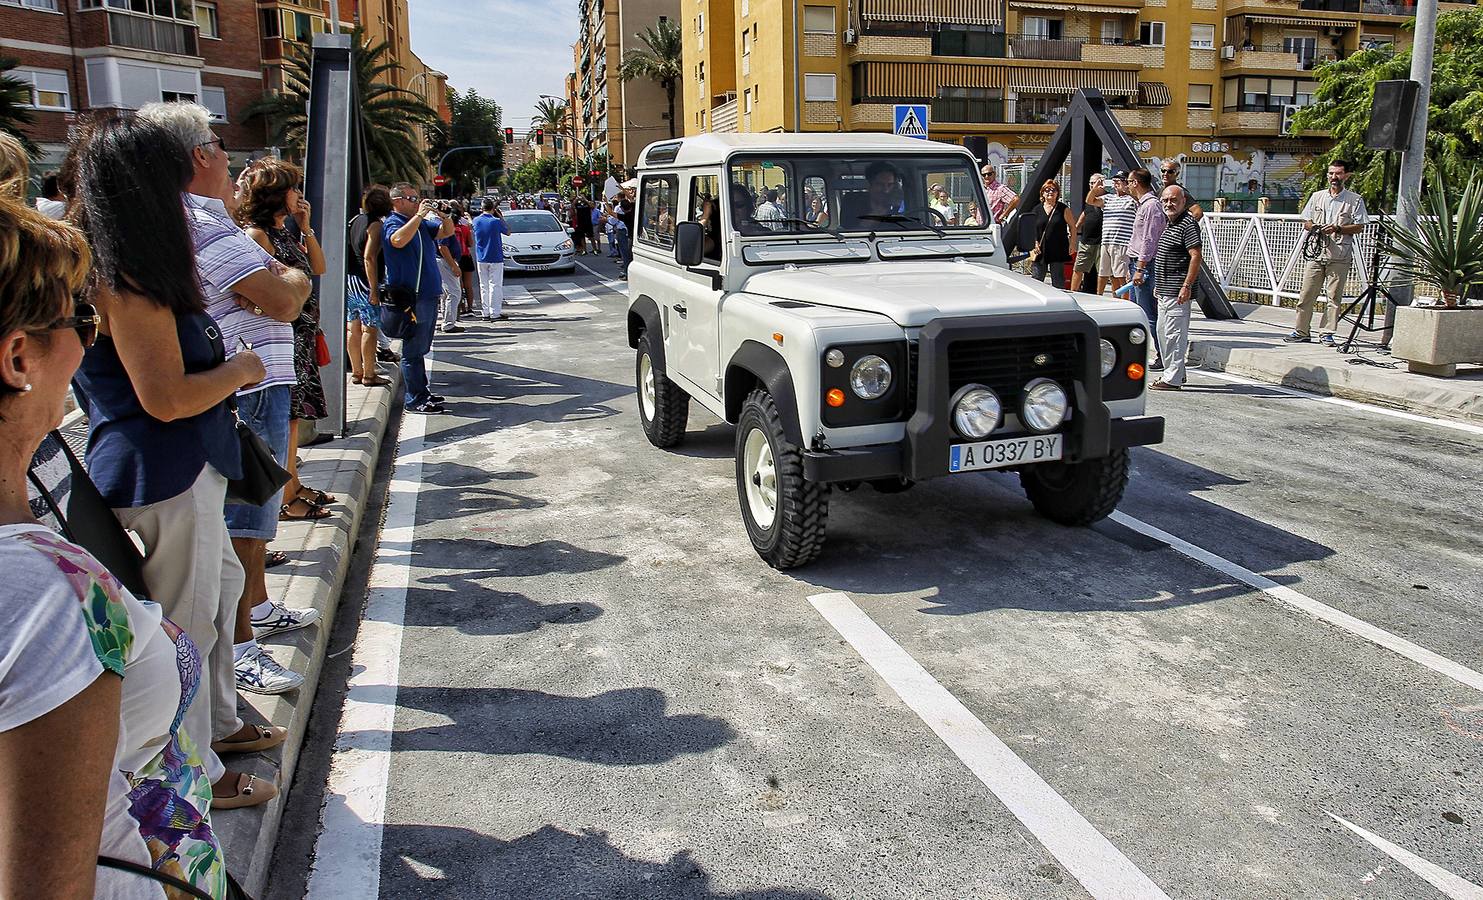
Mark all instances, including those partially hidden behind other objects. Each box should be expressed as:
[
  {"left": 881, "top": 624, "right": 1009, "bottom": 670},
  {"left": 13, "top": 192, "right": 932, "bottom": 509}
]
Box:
[
  {"left": 548, "top": 282, "right": 602, "bottom": 305},
  {"left": 503, "top": 286, "right": 538, "bottom": 306}
]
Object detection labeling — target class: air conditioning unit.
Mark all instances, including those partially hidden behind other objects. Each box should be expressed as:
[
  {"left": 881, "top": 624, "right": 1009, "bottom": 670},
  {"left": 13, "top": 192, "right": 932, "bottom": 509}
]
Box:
[
  {"left": 843, "top": 27, "right": 858, "bottom": 45},
  {"left": 1220, "top": 45, "right": 1236, "bottom": 60},
  {"left": 1281, "top": 103, "right": 1300, "bottom": 135}
]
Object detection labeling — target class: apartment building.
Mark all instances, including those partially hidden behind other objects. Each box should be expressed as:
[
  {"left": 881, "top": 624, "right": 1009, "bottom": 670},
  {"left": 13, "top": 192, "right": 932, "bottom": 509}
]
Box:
[
  {"left": 576, "top": 0, "right": 685, "bottom": 169},
  {"left": 682, "top": 0, "right": 1443, "bottom": 203}
]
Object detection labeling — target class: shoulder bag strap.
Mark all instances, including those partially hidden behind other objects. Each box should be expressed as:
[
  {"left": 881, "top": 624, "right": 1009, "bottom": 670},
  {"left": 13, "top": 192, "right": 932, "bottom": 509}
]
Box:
[
  {"left": 97, "top": 856, "right": 215, "bottom": 900},
  {"left": 45, "top": 432, "right": 151, "bottom": 598}
]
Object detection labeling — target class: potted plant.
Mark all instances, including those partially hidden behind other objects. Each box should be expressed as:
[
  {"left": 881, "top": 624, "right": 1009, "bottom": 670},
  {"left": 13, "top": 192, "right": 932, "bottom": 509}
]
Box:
[{"left": 1386, "top": 172, "right": 1483, "bottom": 376}]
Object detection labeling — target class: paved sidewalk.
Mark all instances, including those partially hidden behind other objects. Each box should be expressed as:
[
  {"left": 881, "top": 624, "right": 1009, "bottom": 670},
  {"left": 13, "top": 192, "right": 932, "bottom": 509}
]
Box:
[
  {"left": 1188, "top": 302, "right": 1483, "bottom": 424},
  {"left": 212, "top": 376, "right": 399, "bottom": 897}
]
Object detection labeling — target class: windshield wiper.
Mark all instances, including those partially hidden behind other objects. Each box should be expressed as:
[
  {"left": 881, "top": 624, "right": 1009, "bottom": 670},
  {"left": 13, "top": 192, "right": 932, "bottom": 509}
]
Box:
[
  {"left": 855, "top": 213, "right": 946, "bottom": 237},
  {"left": 758, "top": 216, "right": 839, "bottom": 237}
]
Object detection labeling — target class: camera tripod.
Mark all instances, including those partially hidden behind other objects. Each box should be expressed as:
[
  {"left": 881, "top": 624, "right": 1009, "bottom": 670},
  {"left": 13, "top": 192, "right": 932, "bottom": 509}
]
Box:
[{"left": 1335, "top": 150, "right": 1399, "bottom": 355}]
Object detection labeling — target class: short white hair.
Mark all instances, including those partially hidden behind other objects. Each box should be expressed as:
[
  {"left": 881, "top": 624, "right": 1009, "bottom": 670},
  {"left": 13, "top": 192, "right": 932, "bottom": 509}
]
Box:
[{"left": 137, "top": 102, "right": 217, "bottom": 158}]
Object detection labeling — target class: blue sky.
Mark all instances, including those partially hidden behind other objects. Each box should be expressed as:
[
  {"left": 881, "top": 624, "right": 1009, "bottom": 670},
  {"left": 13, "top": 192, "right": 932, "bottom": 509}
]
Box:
[{"left": 408, "top": 0, "right": 579, "bottom": 133}]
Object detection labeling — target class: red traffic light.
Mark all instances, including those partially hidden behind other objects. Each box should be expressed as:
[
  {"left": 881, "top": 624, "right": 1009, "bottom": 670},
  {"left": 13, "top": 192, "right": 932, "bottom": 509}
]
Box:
[
  {"left": 503, "top": 127, "right": 513, "bottom": 142},
  {"left": 590, "top": 169, "right": 601, "bottom": 178},
  {"left": 535, "top": 129, "right": 544, "bottom": 144}
]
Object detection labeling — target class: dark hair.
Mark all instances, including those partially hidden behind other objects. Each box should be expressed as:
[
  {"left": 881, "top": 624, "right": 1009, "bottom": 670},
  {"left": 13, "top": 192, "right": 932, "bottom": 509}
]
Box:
[
  {"left": 481, "top": 198, "right": 494, "bottom": 212},
  {"left": 237, "top": 157, "right": 300, "bottom": 230},
  {"left": 864, "top": 161, "right": 898, "bottom": 182},
  {"left": 364, "top": 184, "right": 393, "bottom": 220},
  {"left": 1130, "top": 168, "right": 1154, "bottom": 190},
  {"left": 69, "top": 116, "right": 204, "bottom": 315},
  {"left": 41, "top": 174, "right": 62, "bottom": 200},
  {"left": 1330, "top": 159, "right": 1352, "bottom": 173},
  {"left": 765, "top": 189, "right": 778, "bottom": 202}
]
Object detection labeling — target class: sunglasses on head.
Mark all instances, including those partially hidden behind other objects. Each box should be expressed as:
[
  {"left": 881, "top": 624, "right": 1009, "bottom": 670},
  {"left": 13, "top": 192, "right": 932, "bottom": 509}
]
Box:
[{"left": 45, "top": 301, "right": 99, "bottom": 349}]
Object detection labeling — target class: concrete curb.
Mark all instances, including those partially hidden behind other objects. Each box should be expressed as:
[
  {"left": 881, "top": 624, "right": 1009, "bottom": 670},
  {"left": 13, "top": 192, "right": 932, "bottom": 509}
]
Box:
[{"left": 213, "top": 376, "right": 399, "bottom": 898}]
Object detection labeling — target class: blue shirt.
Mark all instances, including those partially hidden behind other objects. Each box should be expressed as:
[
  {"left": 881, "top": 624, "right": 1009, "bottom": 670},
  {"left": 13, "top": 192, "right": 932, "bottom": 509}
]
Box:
[
  {"left": 74, "top": 311, "right": 243, "bottom": 507},
  {"left": 472, "top": 213, "right": 508, "bottom": 263},
  {"left": 381, "top": 213, "right": 444, "bottom": 304}
]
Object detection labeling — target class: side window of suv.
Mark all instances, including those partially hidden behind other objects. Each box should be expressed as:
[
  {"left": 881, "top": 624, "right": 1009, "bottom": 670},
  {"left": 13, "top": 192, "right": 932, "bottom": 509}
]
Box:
[
  {"left": 638, "top": 174, "right": 679, "bottom": 249},
  {"left": 690, "top": 173, "right": 721, "bottom": 262}
]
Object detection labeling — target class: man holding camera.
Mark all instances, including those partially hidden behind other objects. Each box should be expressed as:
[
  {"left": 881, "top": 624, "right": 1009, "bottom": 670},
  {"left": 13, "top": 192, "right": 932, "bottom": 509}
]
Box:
[
  {"left": 1286, "top": 160, "right": 1368, "bottom": 347},
  {"left": 384, "top": 183, "right": 455, "bottom": 413}
]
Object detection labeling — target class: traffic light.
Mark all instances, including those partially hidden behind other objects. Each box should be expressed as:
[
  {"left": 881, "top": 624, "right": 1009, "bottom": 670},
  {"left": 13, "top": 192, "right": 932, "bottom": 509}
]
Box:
[
  {"left": 504, "top": 127, "right": 513, "bottom": 143},
  {"left": 535, "top": 128, "right": 544, "bottom": 145},
  {"left": 590, "top": 169, "right": 601, "bottom": 179}
]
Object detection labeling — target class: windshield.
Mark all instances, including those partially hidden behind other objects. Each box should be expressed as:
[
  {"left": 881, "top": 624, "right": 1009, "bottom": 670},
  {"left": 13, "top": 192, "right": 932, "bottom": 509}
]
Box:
[
  {"left": 505, "top": 213, "right": 562, "bottom": 234},
  {"left": 725, "top": 153, "right": 989, "bottom": 236}
]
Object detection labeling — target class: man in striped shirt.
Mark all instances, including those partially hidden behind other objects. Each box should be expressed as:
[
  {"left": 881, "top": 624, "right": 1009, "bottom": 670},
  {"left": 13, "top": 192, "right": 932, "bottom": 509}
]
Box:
[
  {"left": 1088, "top": 171, "right": 1136, "bottom": 296},
  {"left": 1151, "top": 185, "right": 1203, "bottom": 390}
]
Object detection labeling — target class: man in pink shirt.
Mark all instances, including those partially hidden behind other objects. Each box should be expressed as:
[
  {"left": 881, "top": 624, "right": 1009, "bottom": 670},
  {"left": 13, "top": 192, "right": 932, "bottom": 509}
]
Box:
[{"left": 980, "top": 164, "right": 1019, "bottom": 224}]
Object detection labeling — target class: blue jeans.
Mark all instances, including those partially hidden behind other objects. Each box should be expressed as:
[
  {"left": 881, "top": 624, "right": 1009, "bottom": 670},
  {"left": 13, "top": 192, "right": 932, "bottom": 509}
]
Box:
[
  {"left": 401, "top": 297, "right": 440, "bottom": 405},
  {"left": 613, "top": 226, "right": 632, "bottom": 275},
  {"left": 224, "top": 384, "right": 291, "bottom": 540},
  {"left": 1132, "top": 264, "right": 1162, "bottom": 360}
]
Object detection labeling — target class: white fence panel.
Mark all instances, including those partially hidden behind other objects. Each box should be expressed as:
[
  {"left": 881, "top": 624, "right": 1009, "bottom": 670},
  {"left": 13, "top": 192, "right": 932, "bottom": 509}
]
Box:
[{"left": 1200, "top": 213, "right": 1384, "bottom": 306}]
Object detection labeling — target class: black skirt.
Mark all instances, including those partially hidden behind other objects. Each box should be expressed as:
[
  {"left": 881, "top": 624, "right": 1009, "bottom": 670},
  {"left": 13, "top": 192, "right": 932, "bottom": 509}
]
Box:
[{"left": 458, "top": 253, "right": 476, "bottom": 273}]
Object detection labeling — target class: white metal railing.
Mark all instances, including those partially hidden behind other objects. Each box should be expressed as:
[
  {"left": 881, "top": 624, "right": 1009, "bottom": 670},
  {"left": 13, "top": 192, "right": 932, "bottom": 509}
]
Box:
[{"left": 1199, "top": 212, "right": 1388, "bottom": 306}]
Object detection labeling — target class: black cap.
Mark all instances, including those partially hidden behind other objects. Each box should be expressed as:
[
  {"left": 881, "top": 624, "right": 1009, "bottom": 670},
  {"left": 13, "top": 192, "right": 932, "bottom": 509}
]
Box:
[{"left": 1110, "top": 170, "right": 1128, "bottom": 180}]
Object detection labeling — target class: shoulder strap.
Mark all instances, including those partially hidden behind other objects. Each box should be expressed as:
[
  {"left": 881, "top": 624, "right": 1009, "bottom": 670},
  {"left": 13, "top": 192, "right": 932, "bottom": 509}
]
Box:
[
  {"left": 415, "top": 229, "right": 424, "bottom": 293},
  {"left": 32, "top": 432, "right": 150, "bottom": 599},
  {"left": 98, "top": 856, "right": 215, "bottom": 900}
]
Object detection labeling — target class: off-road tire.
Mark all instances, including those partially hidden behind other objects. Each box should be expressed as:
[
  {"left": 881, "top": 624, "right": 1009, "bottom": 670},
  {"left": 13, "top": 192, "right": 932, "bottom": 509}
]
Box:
[
  {"left": 735, "top": 389, "right": 830, "bottom": 569},
  {"left": 636, "top": 330, "right": 689, "bottom": 448},
  {"left": 1019, "top": 448, "right": 1130, "bottom": 526}
]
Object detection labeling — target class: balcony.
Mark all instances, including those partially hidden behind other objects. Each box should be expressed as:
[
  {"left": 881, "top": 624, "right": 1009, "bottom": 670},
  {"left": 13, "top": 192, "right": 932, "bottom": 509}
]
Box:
[
  {"left": 1082, "top": 39, "right": 1166, "bottom": 67},
  {"left": 712, "top": 98, "right": 739, "bottom": 133},
  {"left": 1229, "top": 43, "right": 1340, "bottom": 70},
  {"left": 1008, "top": 33, "right": 1082, "bottom": 62},
  {"left": 1299, "top": 0, "right": 1420, "bottom": 11},
  {"left": 931, "top": 98, "right": 1005, "bottom": 124},
  {"left": 107, "top": 11, "right": 199, "bottom": 56}
]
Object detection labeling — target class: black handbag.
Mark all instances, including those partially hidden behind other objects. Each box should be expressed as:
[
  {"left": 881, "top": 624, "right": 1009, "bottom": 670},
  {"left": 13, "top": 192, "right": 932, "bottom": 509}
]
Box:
[{"left": 225, "top": 396, "right": 291, "bottom": 507}]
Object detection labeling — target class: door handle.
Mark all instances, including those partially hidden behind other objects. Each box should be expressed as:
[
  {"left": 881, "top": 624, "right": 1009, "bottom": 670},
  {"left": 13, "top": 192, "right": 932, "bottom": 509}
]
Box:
[{"left": 674, "top": 303, "right": 687, "bottom": 318}]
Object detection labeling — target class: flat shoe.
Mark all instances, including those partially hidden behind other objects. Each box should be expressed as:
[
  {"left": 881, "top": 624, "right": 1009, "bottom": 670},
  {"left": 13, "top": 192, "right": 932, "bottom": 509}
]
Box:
[
  {"left": 211, "top": 771, "right": 278, "bottom": 810},
  {"left": 298, "top": 487, "right": 338, "bottom": 506},
  {"left": 265, "top": 550, "right": 290, "bottom": 569},
  {"left": 279, "top": 497, "right": 330, "bottom": 521},
  {"left": 211, "top": 724, "right": 287, "bottom": 755}
]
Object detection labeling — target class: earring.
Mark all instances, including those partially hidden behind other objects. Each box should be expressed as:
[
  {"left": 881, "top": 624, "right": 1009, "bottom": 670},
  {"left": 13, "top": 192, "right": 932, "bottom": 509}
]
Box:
[{"left": 21, "top": 384, "right": 31, "bottom": 393}]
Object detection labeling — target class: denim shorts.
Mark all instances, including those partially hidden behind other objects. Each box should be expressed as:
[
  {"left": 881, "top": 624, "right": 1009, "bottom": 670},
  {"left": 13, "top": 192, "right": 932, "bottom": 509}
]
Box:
[{"left": 224, "top": 384, "right": 291, "bottom": 541}]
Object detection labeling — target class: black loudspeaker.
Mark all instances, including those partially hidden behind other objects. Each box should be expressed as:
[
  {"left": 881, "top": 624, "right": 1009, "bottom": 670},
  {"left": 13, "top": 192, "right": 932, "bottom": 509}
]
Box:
[
  {"left": 1365, "top": 80, "right": 1419, "bottom": 151},
  {"left": 962, "top": 135, "right": 988, "bottom": 162}
]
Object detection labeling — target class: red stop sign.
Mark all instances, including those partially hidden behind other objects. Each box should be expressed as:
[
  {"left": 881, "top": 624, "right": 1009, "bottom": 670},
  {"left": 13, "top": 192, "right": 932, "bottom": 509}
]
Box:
[
  {"left": 573, "top": 176, "right": 585, "bottom": 186},
  {"left": 432, "top": 175, "right": 448, "bottom": 186}
]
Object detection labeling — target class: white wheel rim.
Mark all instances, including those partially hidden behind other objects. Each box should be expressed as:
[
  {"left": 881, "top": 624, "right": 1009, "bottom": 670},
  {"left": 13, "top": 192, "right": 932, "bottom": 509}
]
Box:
[
  {"left": 639, "top": 353, "right": 656, "bottom": 420},
  {"left": 742, "top": 427, "right": 777, "bottom": 530}
]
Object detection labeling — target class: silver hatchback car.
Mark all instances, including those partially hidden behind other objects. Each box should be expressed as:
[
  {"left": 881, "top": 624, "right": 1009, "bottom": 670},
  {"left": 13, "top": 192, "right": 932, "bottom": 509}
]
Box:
[{"left": 501, "top": 210, "right": 576, "bottom": 274}]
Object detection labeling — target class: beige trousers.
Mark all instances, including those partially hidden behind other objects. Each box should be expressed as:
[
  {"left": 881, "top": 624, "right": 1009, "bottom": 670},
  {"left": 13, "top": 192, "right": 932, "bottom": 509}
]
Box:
[
  {"left": 114, "top": 464, "right": 246, "bottom": 783},
  {"left": 1295, "top": 258, "right": 1353, "bottom": 337}
]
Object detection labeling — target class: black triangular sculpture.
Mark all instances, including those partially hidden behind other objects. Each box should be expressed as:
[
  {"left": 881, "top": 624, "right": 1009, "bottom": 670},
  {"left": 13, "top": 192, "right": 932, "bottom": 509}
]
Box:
[{"left": 1001, "top": 88, "right": 1236, "bottom": 320}]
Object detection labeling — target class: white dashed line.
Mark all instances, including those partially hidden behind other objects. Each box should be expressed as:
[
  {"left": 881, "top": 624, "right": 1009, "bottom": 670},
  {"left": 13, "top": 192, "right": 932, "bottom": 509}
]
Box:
[
  {"left": 1327, "top": 813, "right": 1483, "bottom": 899},
  {"left": 809, "top": 591, "right": 1172, "bottom": 900},
  {"left": 1110, "top": 511, "right": 1483, "bottom": 695},
  {"left": 1191, "top": 369, "right": 1483, "bottom": 436}
]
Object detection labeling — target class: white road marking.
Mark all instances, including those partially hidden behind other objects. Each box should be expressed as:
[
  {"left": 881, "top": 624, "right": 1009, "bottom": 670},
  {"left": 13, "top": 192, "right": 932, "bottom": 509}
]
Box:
[
  {"left": 809, "top": 591, "right": 1172, "bottom": 900},
  {"left": 576, "top": 259, "right": 627, "bottom": 291},
  {"left": 305, "top": 358, "right": 434, "bottom": 899},
  {"left": 548, "top": 282, "right": 603, "bottom": 304},
  {"left": 1327, "top": 813, "right": 1483, "bottom": 899},
  {"left": 1190, "top": 369, "right": 1483, "bottom": 437},
  {"left": 502, "top": 286, "right": 538, "bottom": 306},
  {"left": 1109, "top": 512, "right": 1483, "bottom": 695}
]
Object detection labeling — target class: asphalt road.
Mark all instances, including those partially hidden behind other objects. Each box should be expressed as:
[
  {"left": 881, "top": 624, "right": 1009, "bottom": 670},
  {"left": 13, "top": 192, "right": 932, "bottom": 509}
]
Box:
[{"left": 272, "top": 254, "right": 1483, "bottom": 900}]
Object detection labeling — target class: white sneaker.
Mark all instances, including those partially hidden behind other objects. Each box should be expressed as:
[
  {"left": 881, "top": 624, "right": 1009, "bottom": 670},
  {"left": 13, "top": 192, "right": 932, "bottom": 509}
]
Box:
[
  {"left": 251, "top": 600, "right": 321, "bottom": 639},
  {"left": 235, "top": 645, "right": 304, "bottom": 695}
]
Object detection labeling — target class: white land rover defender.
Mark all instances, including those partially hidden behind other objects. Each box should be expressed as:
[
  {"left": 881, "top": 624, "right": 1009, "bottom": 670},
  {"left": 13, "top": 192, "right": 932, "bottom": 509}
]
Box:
[{"left": 625, "top": 134, "right": 1165, "bottom": 569}]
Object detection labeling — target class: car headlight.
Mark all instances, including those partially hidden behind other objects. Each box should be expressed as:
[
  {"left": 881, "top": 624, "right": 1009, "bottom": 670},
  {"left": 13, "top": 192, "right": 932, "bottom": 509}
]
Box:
[
  {"left": 1099, "top": 338, "right": 1117, "bottom": 378},
  {"left": 1021, "top": 379, "right": 1068, "bottom": 433},
  {"left": 951, "top": 385, "right": 1002, "bottom": 439},
  {"left": 849, "top": 355, "right": 892, "bottom": 400},
  {"left": 557, "top": 239, "right": 574, "bottom": 251}
]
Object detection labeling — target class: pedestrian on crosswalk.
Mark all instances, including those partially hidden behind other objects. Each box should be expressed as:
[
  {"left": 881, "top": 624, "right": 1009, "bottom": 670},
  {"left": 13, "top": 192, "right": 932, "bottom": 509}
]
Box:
[{"left": 473, "top": 199, "right": 509, "bottom": 320}]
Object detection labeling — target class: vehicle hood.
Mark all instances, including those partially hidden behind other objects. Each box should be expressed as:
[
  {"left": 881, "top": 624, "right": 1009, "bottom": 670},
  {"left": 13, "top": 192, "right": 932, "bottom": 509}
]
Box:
[
  {"left": 504, "top": 232, "right": 569, "bottom": 251},
  {"left": 741, "top": 261, "right": 1080, "bottom": 327}
]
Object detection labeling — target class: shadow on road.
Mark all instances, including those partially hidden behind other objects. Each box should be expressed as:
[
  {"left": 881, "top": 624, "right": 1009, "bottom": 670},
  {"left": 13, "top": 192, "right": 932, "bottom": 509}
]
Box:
[
  {"left": 404, "top": 575, "right": 603, "bottom": 637},
  {"left": 338, "top": 685, "right": 735, "bottom": 764},
  {"left": 379, "top": 823, "right": 833, "bottom": 899}
]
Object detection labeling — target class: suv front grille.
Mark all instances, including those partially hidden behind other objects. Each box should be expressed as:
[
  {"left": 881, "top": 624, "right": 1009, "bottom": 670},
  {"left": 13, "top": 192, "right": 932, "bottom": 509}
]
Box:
[{"left": 946, "top": 334, "right": 1083, "bottom": 405}]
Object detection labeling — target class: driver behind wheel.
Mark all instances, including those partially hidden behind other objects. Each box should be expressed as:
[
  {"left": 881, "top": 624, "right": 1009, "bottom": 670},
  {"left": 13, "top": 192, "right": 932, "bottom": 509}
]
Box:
[
  {"left": 848, "top": 161, "right": 905, "bottom": 229},
  {"left": 729, "top": 183, "right": 773, "bottom": 236}
]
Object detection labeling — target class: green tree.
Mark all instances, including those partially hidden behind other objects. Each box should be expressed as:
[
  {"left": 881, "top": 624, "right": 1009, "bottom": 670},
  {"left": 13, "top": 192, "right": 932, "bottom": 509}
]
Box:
[
  {"left": 617, "top": 19, "right": 682, "bottom": 140},
  {"left": 245, "top": 26, "right": 440, "bottom": 184},
  {"left": 0, "top": 57, "right": 39, "bottom": 157},
  {"left": 428, "top": 87, "right": 504, "bottom": 196},
  {"left": 532, "top": 97, "right": 570, "bottom": 149},
  {"left": 1291, "top": 8, "right": 1483, "bottom": 199}
]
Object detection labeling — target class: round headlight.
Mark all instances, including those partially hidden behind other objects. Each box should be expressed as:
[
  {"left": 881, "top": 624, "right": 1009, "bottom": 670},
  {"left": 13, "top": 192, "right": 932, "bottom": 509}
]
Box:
[
  {"left": 1021, "top": 379, "right": 1069, "bottom": 433},
  {"left": 952, "top": 385, "right": 1002, "bottom": 439},
  {"left": 1128, "top": 327, "right": 1146, "bottom": 345},
  {"left": 850, "top": 355, "right": 892, "bottom": 400},
  {"left": 825, "top": 349, "right": 845, "bottom": 368},
  {"left": 1099, "top": 339, "right": 1117, "bottom": 378}
]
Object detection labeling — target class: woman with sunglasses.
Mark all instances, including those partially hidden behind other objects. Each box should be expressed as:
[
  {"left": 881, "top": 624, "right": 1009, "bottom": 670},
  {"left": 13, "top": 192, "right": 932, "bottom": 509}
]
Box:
[
  {"left": 1023, "top": 179, "right": 1078, "bottom": 288},
  {"left": 68, "top": 117, "right": 283, "bottom": 814}
]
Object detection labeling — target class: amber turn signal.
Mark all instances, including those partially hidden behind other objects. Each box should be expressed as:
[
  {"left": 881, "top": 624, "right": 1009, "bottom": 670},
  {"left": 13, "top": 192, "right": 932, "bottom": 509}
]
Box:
[
  {"left": 1127, "top": 362, "right": 1145, "bottom": 381},
  {"left": 826, "top": 388, "right": 846, "bottom": 407}
]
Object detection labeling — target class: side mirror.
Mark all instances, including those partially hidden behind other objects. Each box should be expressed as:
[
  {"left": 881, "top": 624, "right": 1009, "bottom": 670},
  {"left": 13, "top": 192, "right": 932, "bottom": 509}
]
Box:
[{"left": 675, "top": 221, "right": 705, "bottom": 268}]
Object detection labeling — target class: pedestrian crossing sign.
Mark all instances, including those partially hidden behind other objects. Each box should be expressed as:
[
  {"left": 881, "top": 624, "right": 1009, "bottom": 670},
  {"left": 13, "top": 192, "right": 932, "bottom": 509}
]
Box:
[{"left": 894, "top": 105, "right": 929, "bottom": 140}]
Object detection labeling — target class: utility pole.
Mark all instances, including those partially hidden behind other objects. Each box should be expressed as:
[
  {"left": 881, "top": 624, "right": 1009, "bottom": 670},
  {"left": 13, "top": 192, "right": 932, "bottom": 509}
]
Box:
[{"left": 1391, "top": 0, "right": 1438, "bottom": 308}]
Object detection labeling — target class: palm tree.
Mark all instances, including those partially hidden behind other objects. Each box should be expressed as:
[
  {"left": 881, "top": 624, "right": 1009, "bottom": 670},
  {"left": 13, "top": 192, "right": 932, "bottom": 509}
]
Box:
[
  {"left": 532, "top": 97, "right": 569, "bottom": 146},
  {"left": 617, "top": 19, "right": 682, "bottom": 139},
  {"left": 245, "top": 27, "right": 439, "bottom": 184},
  {"left": 0, "top": 57, "right": 39, "bottom": 157}
]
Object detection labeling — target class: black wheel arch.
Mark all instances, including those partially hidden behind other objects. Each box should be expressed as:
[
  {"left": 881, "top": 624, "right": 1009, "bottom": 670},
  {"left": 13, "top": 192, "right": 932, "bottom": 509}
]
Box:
[
  {"left": 627, "top": 295, "right": 664, "bottom": 367},
  {"left": 726, "top": 341, "right": 804, "bottom": 447}
]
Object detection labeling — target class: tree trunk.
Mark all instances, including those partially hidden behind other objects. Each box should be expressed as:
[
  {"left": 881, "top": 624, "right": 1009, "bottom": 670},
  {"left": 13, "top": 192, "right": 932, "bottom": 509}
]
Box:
[{"left": 666, "top": 80, "right": 676, "bottom": 139}]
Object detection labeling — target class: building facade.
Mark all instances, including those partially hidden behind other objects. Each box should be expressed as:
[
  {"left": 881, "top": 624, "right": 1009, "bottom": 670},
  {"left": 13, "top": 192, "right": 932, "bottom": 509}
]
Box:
[
  {"left": 682, "top": 0, "right": 1447, "bottom": 206},
  {"left": 576, "top": 0, "right": 685, "bottom": 169}
]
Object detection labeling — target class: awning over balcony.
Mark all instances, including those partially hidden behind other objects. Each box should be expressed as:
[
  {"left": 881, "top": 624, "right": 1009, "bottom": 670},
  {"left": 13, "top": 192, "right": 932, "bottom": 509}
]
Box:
[
  {"left": 1245, "top": 14, "right": 1356, "bottom": 26},
  {"left": 856, "top": 61, "right": 1008, "bottom": 95},
  {"left": 1138, "top": 82, "right": 1171, "bottom": 106},
  {"left": 861, "top": 0, "right": 1005, "bottom": 26},
  {"left": 1013, "top": 0, "right": 1137, "bottom": 10},
  {"left": 1007, "top": 67, "right": 1138, "bottom": 96}
]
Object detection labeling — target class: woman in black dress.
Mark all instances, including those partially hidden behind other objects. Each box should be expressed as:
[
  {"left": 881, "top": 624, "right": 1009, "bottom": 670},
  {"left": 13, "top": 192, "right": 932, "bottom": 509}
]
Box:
[
  {"left": 1023, "top": 179, "right": 1078, "bottom": 288},
  {"left": 238, "top": 158, "right": 335, "bottom": 520}
]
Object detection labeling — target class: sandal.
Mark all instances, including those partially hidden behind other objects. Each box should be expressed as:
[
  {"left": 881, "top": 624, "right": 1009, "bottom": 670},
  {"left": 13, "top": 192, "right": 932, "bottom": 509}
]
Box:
[
  {"left": 361, "top": 376, "right": 391, "bottom": 387},
  {"left": 211, "top": 724, "right": 287, "bottom": 755},
  {"left": 265, "top": 550, "right": 290, "bottom": 569},
  {"left": 297, "top": 486, "right": 338, "bottom": 506},
  {"left": 211, "top": 771, "right": 278, "bottom": 810},
  {"left": 279, "top": 497, "right": 330, "bottom": 521}
]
